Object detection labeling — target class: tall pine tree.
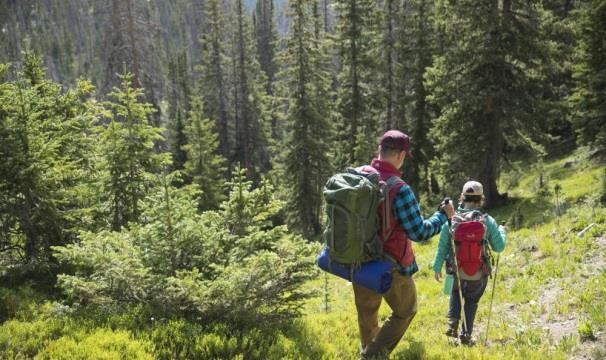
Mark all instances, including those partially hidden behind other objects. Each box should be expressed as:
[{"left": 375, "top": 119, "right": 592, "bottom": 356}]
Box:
[
  {"left": 254, "top": 0, "right": 278, "bottom": 96},
  {"left": 0, "top": 53, "right": 98, "bottom": 265},
  {"left": 569, "top": 0, "right": 606, "bottom": 154},
  {"left": 254, "top": 0, "right": 280, "bottom": 140},
  {"left": 278, "top": 0, "right": 332, "bottom": 238},
  {"left": 231, "top": 0, "right": 270, "bottom": 179},
  {"left": 426, "top": 0, "right": 550, "bottom": 207},
  {"left": 378, "top": 0, "right": 400, "bottom": 131},
  {"left": 199, "top": 0, "right": 231, "bottom": 159},
  {"left": 397, "top": 0, "right": 437, "bottom": 194},
  {"left": 97, "top": 0, "right": 163, "bottom": 108},
  {"left": 167, "top": 51, "right": 191, "bottom": 171},
  {"left": 97, "top": 72, "right": 168, "bottom": 230},
  {"left": 182, "top": 95, "right": 227, "bottom": 211},
  {"left": 334, "top": 0, "right": 380, "bottom": 168}
]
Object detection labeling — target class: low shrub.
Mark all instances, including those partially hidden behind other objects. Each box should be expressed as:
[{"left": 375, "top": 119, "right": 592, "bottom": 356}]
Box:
[
  {"left": 38, "top": 328, "right": 153, "bottom": 360},
  {"left": 0, "top": 286, "right": 44, "bottom": 322},
  {"left": 0, "top": 319, "right": 63, "bottom": 357}
]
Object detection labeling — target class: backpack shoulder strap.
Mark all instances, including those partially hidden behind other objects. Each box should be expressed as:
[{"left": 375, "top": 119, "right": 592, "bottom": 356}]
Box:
[
  {"left": 385, "top": 176, "right": 404, "bottom": 189},
  {"left": 381, "top": 176, "right": 404, "bottom": 242}
]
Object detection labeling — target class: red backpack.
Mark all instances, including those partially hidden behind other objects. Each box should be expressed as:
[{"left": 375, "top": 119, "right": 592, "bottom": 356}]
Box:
[{"left": 450, "top": 211, "right": 491, "bottom": 277}]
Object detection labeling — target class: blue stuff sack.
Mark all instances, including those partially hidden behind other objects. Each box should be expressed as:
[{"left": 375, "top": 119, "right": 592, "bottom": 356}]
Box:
[{"left": 317, "top": 248, "right": 393, "bottom": 294}]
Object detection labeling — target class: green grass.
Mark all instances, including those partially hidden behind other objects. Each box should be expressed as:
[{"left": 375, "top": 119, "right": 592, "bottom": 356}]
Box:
[
  {"left": 299, "top": 150, "right": 606, "bottom": 359},
  {"left": 0, "top": 150, "right": 603, "bottom": 359}
]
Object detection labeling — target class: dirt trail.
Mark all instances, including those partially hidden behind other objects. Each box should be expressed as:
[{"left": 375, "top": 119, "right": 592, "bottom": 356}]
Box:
[
  {"left": 572, "top": 234, "right": 606, "bottom": 359},
  {"left": 539, "top": 234, "right": 605, "bottom": 359},
  {"left": 483, "top": 234, "right": 606, "bottom": 357}
]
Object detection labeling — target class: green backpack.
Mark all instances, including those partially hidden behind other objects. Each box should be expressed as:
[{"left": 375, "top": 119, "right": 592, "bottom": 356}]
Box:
[{"left": 323, "top": 168, "right": 399, "bottom": 265}]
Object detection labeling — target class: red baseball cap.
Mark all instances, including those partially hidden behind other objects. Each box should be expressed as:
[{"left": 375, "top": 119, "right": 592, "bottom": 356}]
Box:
[{"left": 379, "top": 130, "right": 412, "bottom": 158}]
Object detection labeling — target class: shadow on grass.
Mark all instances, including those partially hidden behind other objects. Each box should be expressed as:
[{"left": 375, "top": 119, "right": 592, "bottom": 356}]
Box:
[
  {"left": 489, "top": 195, "right": 555, "bottom": 230},
  {"left": 280, "top": 319, "right": 339, "bottom": 359}
]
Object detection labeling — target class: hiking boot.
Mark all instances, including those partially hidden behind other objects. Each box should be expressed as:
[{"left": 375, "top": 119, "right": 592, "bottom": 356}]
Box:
[
  {"left": 445, "top": 319, "right": 458, "bottom": 338},
  {"left": 459, "top": 333, "right": 475, "bottom": 346}
]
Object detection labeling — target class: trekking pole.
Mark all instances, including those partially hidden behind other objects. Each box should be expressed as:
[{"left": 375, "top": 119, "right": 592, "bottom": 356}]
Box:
[
  {"left": 445, "top": 200, "right": 468, "bottom": 338},
  {"left": 484, "top": 251, "right": 500, "bottom": 346}
]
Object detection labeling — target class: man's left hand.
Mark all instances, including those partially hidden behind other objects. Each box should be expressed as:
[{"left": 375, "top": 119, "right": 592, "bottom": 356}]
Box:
[{"left": 439, "top": 199, "right": 455, "bottom": 219}]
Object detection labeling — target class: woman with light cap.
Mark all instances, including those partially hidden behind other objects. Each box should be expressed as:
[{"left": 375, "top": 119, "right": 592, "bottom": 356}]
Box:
[{"left": 432, "top": 180, "right": 506, "bottom": 345}]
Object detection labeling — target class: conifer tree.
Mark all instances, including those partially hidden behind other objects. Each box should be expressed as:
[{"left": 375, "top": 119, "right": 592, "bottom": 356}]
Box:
[
  {"left": 167, "top": 110, "right": 188, "bottom": 172},
  {"left": 322, "top": 0, "right": 334, "bottom": 33},
  {"left": 536, "top": 1, "right": 578, "bottom": 141},
  {"left": 278, "top": 0, "right": 332, "bottom": 237},
  {"left": 334, "top": 0, "right": 380, "bottom": 168},
  {"left": 199, "top": 0, "right": 231, "bottom": 159},
  {"left": 56, "top": 167, "right": 318, "bottom": 328},
  {"left": 97, "top": 72, "right": 168, "bottom": 231},
  {"left": 254, "top": 0, "right": 278, "bottom": 95},
  {"left": 569, "top": 0, "right": 606, "bottom": 153},
  {"left": 182, "top": 95, "right": 227, "bottom": 211},
  {"left": 0, "top": 53, "right": 98, "bottom": 264},
  {"left": 254, "top": 0, "right": 280, "bottom": 140},
  {"left": 378, "top": 0, "right": 400, "bottom": 131},
  {"left": 167, "top": 51, "right": 191, "bottom": 171},
  {"left": 426, "top": 0, "right": 550, "bottom": 207},
  {"left": 231, "top": 0, "right": 270, "bottom": 179},
  {"left": 397, "top": 0, "right": 437, "bottom": 193},
  {"left": 94, "top": 0, "right": 163, "bottom": 110}
]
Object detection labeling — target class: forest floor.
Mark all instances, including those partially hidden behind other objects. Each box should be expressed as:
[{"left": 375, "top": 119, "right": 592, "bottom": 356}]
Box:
[{"left": 300, "top": 150, "right": 606, "bottom": 359}]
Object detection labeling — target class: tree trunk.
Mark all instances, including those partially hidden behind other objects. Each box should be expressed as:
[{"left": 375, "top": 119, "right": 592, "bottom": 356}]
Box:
[
  {"left": 480, "top": 108, "right": 506, "bottom": 208},
  {"left": 479, "top": 0, "right": 508, "bottom": 209}
]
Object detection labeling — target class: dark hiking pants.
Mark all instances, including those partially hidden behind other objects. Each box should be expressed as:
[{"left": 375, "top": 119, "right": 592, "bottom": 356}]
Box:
[{"left": 448, "top": 275, "right": 488, "bottom": 336}]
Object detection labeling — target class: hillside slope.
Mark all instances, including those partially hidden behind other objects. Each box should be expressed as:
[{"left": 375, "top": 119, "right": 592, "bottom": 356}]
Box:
[
  {"left": 0, "top": 151, "right": 602, "bottom": 359},
  {"left": 300, "top": 151, "right": 606, "bottom": 359}
]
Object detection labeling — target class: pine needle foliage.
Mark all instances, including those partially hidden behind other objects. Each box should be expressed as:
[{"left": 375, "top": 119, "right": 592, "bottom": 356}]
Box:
[
  {"left": 0, "top": 53, "right": 98, "bottom": 266},
  {"left": 198, "top": 0, "right": 231, "bottom": 158},
  {"left": 569, "top": 0, "right": 606, "bottom": 155},
  {"left": 182, "top": 95, "right": 227, "bottom": 211},
  {"left": 96, "top": 72, "right": 169, "bottom": 231},
  {"left": 333, "top": 0, "right": 381, "bottom": 168},
  {"left": 54, "top": 169, "right": 318, "bottom": 329},
  {"left": 426, "top": 0, "right": 552, "bottom": 207},
  {"left": 277, "top": 0, "right": 333, "bottom": 238}
]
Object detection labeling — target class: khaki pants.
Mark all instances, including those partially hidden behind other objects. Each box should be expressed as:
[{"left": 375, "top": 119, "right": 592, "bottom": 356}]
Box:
[{"left": 353, "top": 271, "right": 417, "bottom": 358}]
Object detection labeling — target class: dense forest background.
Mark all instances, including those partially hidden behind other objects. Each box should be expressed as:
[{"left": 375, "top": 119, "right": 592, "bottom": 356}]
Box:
[{"left": 0, "top": 0, "right": 605, "bottom": 358}]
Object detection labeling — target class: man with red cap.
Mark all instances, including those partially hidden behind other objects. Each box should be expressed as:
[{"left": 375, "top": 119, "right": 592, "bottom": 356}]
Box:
[{"left": 354, "top": 130, "right": 454, "bottom": 359}]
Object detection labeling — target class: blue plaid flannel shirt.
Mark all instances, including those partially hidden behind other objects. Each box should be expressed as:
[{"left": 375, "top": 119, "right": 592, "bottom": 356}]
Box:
[{"left": 392, "top": 183, "right": 447, "bottom": 276}]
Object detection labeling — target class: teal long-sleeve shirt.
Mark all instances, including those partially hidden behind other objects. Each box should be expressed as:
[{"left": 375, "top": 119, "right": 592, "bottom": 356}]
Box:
[{"left": 432, "top": 207, "right": 506, "bottom": 273}]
